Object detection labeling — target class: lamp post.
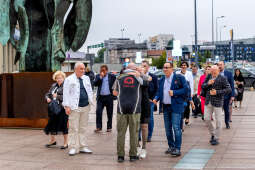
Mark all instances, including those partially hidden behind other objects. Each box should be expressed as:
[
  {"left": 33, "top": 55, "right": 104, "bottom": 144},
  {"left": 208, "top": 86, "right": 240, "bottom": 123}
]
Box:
[
  {"left": 194, "top": 0, "right": 198, "bottom": 65},
  {"left": 138, "top": 33, "right": 142, "bottom": 43},
  {"left": 220, "top": 25, "right": 227, "bottom": 41},
  {"left": 121, "top": 28, "right": 125, "bottom": 39},
  {"left": 216, "top": 16, "right": 225, "bottom": 42},
  {"left": 211, "top": 0, "right": 215, "bottom": 60}
]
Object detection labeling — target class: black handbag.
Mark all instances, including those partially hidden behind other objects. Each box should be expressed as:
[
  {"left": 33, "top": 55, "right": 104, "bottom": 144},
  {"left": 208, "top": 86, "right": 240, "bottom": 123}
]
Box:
[{"left": 48, "top": 100, "right": 62, "bottom": 115}]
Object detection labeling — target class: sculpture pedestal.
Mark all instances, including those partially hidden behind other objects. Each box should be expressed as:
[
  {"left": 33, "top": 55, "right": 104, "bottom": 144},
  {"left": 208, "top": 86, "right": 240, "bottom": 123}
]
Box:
[{"left": 0, "top": 72, "right": 56, "bottom": 128}]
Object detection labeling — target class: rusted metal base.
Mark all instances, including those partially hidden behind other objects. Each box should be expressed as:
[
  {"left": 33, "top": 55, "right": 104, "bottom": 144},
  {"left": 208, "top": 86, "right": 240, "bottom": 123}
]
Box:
[{"left": 0, "top": 72, "right": 61, "bottom": 128}]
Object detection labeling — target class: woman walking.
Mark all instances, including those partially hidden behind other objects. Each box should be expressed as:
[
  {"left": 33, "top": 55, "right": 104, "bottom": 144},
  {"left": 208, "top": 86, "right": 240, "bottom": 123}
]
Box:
[
  {"left": 44, "top": 71, "right": 68, "bottom": 149},
  {"left": 197, "top": 65, "right": 211, "bottom": 120},
  {"left": 234, "top": 69, "right": 245, "bottom": 108}
]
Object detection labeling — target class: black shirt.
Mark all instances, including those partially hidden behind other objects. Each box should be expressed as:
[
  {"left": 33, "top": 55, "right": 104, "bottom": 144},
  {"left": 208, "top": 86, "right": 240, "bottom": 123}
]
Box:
[{"left": 79, "top": 78, "right": 89, "bottom": 107}]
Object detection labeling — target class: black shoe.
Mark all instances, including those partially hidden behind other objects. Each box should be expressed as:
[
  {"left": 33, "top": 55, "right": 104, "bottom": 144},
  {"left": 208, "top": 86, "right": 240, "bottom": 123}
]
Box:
[
  {"left": 211, "top": 139, "right": 219, "bottom": 145},
  {"left": 130, "top": 156, "right": 139, "bottom": 162},
  {"left": 60, "top": 145, "right": 68, "bottom": 149},
  {"left": 194, "top": 115, "right": 198, "bottom": 118},
  {"left": 165, "top": 147, "right": 174, "bottom": 154},
  {"left": 118, "top": 156, "right": 124, "bottom": 163},
  {"left": 147, "top": 138, "right": 151, "bottom": 142},
  {"left": 171, "top": 149, "right": 181, "bottom": 156},
  {"left": 210, "top": 136, "right": 215, "bottom": 143},
  {"left": 45, "top": 141, "right": 57, "bottom": 148},
  {"left": 229, "top": 120, "right": 232, "bottom": 123},
  {"left": 226, "top": 124, "right": 230, "bottom": 129}
]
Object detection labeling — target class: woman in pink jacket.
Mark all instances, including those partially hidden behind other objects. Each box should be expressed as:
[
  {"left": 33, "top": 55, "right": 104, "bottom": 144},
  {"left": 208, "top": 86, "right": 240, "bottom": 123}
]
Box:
[{"left": 197, "top": 65, "right": 211, "bottom": 120}]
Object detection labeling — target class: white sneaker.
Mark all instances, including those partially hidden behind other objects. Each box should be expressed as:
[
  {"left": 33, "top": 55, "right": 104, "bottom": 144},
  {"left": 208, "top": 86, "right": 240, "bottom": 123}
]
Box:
[
  {"left": 140, "top": 149, "right": 147, "bottom": 159},
  {"left": 137, "top": 147, "right": 142, "bottom": 156},
  {"left": 69, "top": 148, "right": 77, "bottom": 156},
  {"left": 80, "top": 147, "right": 93, "bottom": 154}
]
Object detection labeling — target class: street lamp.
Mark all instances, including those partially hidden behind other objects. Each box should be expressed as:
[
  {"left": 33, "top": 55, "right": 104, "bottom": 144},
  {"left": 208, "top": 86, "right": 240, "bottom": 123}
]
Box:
[
  {"left": 194, "top": 0, "right": 198, "bottom": 65},
  {"left": 220, "top": 25, "right": 227, "bottom": 41},
  {"left": 121, "top": 28, "right": 125, "bottom": 39},
  {"left": 216, "top": 16, "right": 225, "bottom": 42},
  {"left": 138, "top": 33, "right": 142, "bottom": 43}
]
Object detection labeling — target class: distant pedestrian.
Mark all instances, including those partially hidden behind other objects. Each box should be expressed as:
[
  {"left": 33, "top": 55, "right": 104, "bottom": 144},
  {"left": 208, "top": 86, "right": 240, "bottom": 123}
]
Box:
[
  {"left": 153, "top": 62, "right": 188, "bottom": 157},
  {"left": 176, "top": 61, "right": 194, "bottom": 125},
  {"left": 63, "top": 62, "right": 94, "bottom": 156},
  {"left": 94, "top": 65, "right": 116, "bottom": 133},
  {"left": 44, "top": 71, "right": 68, "bottom": 149},
  {"left": 234, "top": 68, "right": 245, "bottom": 108},
  {"left": 197, "top": 65, "right": 211, "bottom": 120},
  {"left": 85, "top": 67, "right": 95, "bottom": 90},
  {"left": 191, "top": 64, "right": 202, "bottom": 118},
  {"left": 113, "top": 63, "right": 143, "bottom": 163},
  {"left": 218, "top": 61, "right": 235, "bottom": 129},
  {"left": 202, "top": 65, "right": 231, "bottom": 145}
]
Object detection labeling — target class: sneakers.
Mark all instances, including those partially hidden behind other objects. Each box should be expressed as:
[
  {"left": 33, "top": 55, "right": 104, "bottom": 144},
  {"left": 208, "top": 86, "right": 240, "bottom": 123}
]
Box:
[
  {"left": 165, "top": 147, "right": 174, "bottom": 154},
  {"left": 130, "top": 156, "right": 139, "bottom": 162},
  {"left": 137, "top": 147, "right": 142, "bottom": 156},
  {"left": 80, "top": 147, "right": 93, "bottom": 154},
  {"left": 171, "top": 148, "right": 181, "bottom": 156},
  {"left": 139, "top": 149, "right": 147, "bottom": 159},
  {"left": 68, "top": 148, "right": 77, "bottom": 156},
  {"left": 118, "top": 156, "right": 124, "bottom": 163}
]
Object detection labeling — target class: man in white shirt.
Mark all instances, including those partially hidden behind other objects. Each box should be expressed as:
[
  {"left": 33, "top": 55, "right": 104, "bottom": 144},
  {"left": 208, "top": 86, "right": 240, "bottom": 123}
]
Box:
[{"left": 63, "top": 62, "right": 94, "bottom": 156}]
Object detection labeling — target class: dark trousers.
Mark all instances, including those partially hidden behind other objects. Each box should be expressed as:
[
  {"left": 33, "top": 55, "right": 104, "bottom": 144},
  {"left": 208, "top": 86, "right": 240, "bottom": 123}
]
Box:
[
  {"left": 96, "top": 95, "right": 113, "bottom": 129},
  {"left": 192, "top": 95, "right": 201, "bottom": 116},
  {"left": 223, "top": 97, "right": 230, "bottom": 126},
  {"left": 184, "top": 102, "right": 190, "bottom": 119}
]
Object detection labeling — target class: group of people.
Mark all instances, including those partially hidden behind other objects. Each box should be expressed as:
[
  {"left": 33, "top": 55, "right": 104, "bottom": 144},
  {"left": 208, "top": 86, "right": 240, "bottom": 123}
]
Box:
[{"left": 43, "top": 60, "right": 245, "bottom": 163}]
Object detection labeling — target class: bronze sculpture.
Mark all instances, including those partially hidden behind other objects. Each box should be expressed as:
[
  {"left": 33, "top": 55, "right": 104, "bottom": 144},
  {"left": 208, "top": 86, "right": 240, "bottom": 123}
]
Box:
[{"left": 0, "top": 0, "right": 92, "bottom": 72}]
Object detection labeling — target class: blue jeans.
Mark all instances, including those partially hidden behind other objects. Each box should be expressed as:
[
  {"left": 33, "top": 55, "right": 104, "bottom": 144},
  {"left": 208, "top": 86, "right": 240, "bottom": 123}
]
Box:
[
  {"left": 163, "top": 104, "right": 182, "bottom": 150},
  {"left": 148, "top": 102, "right": 154, "bottom": 140}
]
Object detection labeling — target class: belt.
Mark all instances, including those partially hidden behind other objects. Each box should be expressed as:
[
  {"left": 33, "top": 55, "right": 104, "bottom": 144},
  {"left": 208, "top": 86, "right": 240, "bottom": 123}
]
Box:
[{"left": 163, "top": 104, "right": 171, "bottom": 107}]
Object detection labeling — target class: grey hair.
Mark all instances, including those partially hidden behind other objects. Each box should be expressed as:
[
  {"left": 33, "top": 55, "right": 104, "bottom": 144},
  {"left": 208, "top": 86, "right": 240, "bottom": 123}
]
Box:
[{"left": 74, "top": 62, "right": 85, "bottom": 69}]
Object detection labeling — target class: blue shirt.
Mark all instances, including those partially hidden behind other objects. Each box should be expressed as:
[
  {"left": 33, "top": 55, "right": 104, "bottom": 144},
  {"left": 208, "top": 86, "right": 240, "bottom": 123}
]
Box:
[
  {"left": 100, "top": 74, "right": 110, "bottom": 95},
  {"left": 163, "top": 74, "right": 173, "bottom": 104},
  {"left": 79, "top": 78, "right": 89, "bottom": 107}
]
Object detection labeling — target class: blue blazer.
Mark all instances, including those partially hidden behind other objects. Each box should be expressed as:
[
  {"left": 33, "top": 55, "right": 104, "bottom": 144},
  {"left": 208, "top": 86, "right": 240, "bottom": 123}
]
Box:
[
  {"left": 223, "top": 70, "right": 235, "bottom": 99},
  {"left": 154, "top": 73, "right": 189, "bottom": 113}
]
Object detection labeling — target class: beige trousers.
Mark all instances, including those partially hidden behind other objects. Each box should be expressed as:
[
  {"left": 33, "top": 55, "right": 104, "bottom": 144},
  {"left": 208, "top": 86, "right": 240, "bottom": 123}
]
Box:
[
  {"left": 68, "top": 106, "right": 90, "bottom": 150},
  {"left": 204, "top": 103, "right": 222, "bottom": 140}
]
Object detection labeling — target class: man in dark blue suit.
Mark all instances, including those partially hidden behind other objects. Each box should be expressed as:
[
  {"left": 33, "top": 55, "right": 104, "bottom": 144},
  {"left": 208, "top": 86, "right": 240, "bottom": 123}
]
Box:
[
  {"left": 94, "top": 65, "right": 116, "bottom": 133},
  {"left": 218, "top": 61, "right": 235, "bottom": 129},
  {"left": 153, "top": 62, "right": 188, "bottom": 156}
]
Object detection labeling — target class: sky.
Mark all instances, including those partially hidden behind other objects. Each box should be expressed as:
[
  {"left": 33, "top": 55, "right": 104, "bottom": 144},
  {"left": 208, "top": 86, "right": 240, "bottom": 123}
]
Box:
[{"left": 80, "top": 0, "right": 255, "bottom": 54}]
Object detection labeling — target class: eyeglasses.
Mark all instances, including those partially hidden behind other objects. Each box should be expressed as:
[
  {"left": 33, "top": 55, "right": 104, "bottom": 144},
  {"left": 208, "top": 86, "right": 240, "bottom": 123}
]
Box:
[{"left": 163, "top": 67, "right": 172, "bottom": 69}]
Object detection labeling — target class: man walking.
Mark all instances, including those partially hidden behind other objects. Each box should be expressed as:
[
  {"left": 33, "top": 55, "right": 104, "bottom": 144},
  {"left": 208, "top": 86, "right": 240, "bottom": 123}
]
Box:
[
  {"left": 141, "top": 60, "right": 158, "bottom": 143},
  {"left": 153, "top": 62, "right": 188, "bottom": 156},
  {"left": 94, "top": 65, "right": 116, "bottom": 133},
  {"left": 63, "top": 62, "right": 94, "bottom": 156},
  {"left": 192, "top": 64, "right": 201, "bottom": 118},
  {"left": 113, "top": 63, "right": 143, "bottom": 163},
  {"left": 202, "top": 65, "right": 231, "bottom": 145},
  {"left": 218, "top": 61, "right": 235, "bottom": 129}
]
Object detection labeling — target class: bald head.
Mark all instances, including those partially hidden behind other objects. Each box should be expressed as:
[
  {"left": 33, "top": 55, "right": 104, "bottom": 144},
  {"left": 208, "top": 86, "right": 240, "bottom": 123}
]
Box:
[
  {"left": 211, "top": 65, "right": 219, "bottom": 78},
  {"left": 74, "top": 62, "right": 85, "bottom": 78},
  {"left": 218, "top": 61, "right": 225, "bottom": 72},
  {"left": 127, "top": 63, "right": 137, "bottom": 70}
]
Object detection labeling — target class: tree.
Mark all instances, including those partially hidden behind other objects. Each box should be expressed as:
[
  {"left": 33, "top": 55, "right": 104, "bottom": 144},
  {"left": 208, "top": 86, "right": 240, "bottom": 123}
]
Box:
[
  {"left": 95, "top": 48, "right": 106, "bottom": 63},
  {"left": 152, "top": 51, "right": 166, "bottom": 69}
]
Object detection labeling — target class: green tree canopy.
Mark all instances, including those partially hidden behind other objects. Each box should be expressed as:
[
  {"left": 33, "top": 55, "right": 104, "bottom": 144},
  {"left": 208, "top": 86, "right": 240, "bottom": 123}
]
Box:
[{"left": 95, "top": 48, "right": 106, "bottom": 63}]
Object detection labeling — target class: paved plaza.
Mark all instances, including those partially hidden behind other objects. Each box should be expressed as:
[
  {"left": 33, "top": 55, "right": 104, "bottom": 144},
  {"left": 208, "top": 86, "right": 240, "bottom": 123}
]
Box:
[{"left": 0, "top": 91, "right": 254, "bottom": 170}]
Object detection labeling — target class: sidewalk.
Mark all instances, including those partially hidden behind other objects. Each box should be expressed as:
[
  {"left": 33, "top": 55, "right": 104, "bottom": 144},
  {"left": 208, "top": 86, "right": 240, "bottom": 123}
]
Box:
[{"left": 0, "top": 91, "right": 254, "bottom": 170}]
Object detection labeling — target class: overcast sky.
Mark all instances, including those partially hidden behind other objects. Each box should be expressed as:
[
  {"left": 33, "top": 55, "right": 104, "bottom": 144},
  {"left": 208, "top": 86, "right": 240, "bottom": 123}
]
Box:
[{"left": 80, "top": 0, "right": 255, "bottom": 53}]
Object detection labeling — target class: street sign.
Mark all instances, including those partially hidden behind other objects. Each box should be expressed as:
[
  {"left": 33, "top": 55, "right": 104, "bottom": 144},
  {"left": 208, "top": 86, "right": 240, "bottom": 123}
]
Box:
[
  {"left": 172, "top": 40, "right": 182, "bottom": 56},
  {"left": 166, "top": 50, "right": 173, "bottom": 62}
]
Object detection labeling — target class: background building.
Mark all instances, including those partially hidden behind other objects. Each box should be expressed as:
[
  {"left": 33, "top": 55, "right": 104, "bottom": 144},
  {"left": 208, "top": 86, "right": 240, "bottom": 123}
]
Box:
[
  {"left": 147, "top": 34, "right": 174, "bottom": 50},
  {"left": 104, "top": 38, "right": 148, "bottom": 64}
]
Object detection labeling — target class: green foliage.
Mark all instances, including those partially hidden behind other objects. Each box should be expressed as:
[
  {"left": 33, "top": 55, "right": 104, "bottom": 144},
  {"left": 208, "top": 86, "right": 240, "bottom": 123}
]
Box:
[
  {"left": 95, "top": 48, "right": 106, "bottom": 63},
  {"left": 152, "top": 51, "right": 166, "bottom": 69}
]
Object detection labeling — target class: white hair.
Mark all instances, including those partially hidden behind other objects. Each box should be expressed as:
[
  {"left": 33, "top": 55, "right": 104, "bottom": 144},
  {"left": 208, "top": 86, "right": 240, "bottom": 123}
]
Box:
[{"left": 74, "top": 62, "right": 85, "bottom": 70}]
